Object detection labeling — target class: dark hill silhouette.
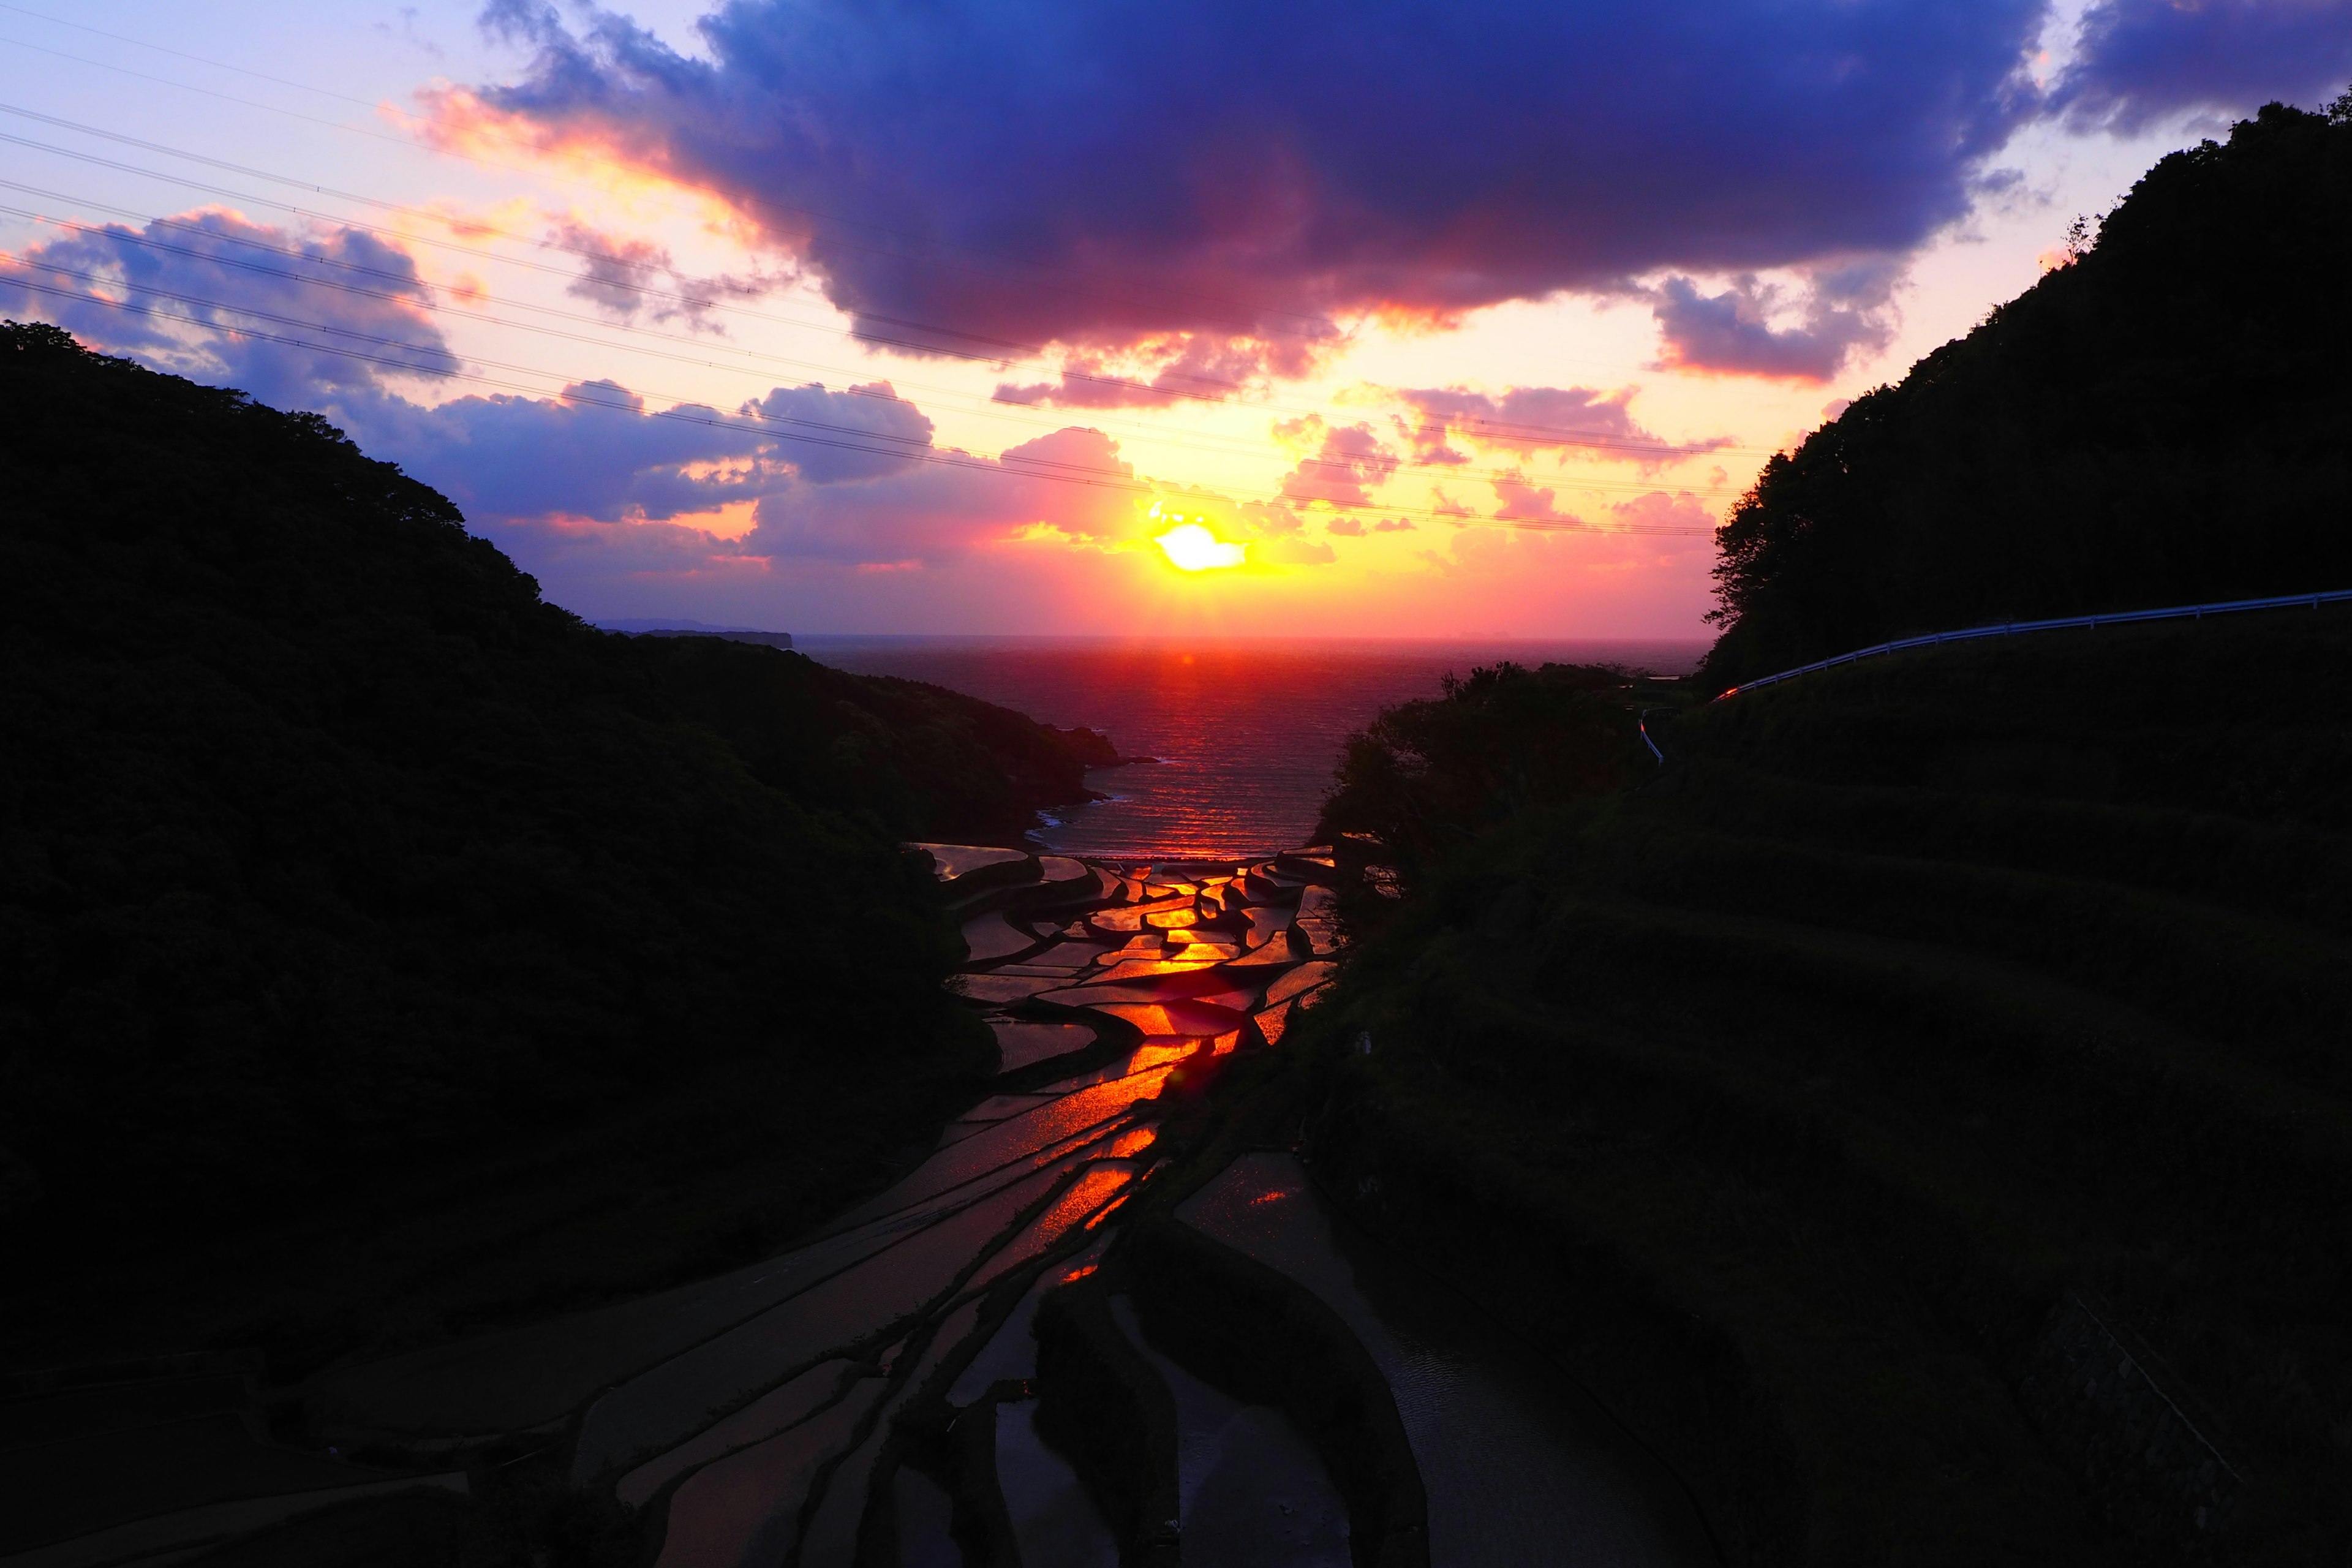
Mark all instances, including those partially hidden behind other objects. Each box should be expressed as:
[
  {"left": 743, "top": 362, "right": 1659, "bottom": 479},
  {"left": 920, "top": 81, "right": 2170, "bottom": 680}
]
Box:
[
  {"left": 1305, "top": 614, "right": 2352, "bottom": 1561},
  {"left": 0, "top": 321, "right": 1099, "bottom": 1373},
  {"left": 1284, "top": 100, "right": 2352, "bottom": 1563},
  {"left": 1700, "top": 100, "right": 2352, "bottom": 691}
]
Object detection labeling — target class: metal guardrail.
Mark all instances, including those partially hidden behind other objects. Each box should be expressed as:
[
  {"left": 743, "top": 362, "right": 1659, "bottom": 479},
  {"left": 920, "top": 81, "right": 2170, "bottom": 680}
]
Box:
[{"left": 1719, "top": 587, "right": 2352, "bottom": 699}]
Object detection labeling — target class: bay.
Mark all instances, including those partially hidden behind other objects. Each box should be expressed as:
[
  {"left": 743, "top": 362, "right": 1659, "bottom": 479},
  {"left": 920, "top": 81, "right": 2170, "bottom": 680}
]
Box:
[{"left": 801, "top": 637, "right": 1706, "bottom": 861}]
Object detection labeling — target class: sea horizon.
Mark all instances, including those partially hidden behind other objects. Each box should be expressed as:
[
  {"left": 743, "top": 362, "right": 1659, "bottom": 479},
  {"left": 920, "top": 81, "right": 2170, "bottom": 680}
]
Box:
[{"left": 803, "top": 635, "right": 1709, "bottom": 859}]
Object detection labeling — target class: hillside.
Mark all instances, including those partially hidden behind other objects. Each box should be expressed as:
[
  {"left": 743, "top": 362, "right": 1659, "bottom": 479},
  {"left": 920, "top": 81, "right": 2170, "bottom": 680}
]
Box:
[
  {"left": 1700, "top": 100, "right": 2352, "bottom": 691},
  {"left": 0, "top": 321, "right": 1101, "bottom": 1374},
  {"left": 1281, "top": 107, "right": 2352, "bottom": 1558},
  {"left": 1292, "top": 612, "right": 2352, "bottom": 1562}
]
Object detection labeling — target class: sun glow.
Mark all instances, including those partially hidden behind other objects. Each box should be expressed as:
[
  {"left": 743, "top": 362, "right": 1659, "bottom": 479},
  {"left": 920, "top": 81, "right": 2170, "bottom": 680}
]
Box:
[{"left": 1155, "top": 521, "right": 1245, "bottom": 571}]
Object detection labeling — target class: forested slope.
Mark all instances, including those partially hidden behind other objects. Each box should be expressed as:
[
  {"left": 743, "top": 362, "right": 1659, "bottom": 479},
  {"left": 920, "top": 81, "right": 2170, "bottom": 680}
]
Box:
[
  {"left": 0, "top": 322, "right": 1098, "bottom": 1373},
  {"left": 1699, "top": 100, "right": 2352, "bottom": 691},
  {"left": 1300, "top": 615, "right": 2352, "bottom": 1562},
  {"left": 1287, "top": 102, "right": 2352, "bottom": 1559}
]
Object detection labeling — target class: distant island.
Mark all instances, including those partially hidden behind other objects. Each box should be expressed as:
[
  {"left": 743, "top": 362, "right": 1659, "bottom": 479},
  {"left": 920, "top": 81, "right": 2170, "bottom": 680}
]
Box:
[{"left": 595, "top": 617, "right": 797, "bottom": 650}]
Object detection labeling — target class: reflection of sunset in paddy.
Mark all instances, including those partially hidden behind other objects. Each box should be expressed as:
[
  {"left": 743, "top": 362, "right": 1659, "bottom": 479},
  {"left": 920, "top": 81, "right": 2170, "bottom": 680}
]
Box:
[
  {"left": 1095, "top": 1000, "right": 1253, "bottom": 1036},
  {"left": 1106, "top": 1125, "right": 1159, "bottom": 1159},
  {"left": 1124, "top": 1041, "right": 1205, "bottom": 1073},
  {"left": 987, "top": 1163, "right": 1133, "bottom": 1275}
]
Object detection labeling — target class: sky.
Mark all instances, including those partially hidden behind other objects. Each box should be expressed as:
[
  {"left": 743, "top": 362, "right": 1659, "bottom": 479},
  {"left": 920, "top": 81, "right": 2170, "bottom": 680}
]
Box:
[{"left": 4, "top": 1, "right": 2348, "bottom": 636}]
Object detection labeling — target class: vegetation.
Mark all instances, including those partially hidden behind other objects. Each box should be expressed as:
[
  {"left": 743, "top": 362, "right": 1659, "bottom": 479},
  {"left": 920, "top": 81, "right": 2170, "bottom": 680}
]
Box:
[
  {"left": 1699, "top": 101, "right": 2352, "bottom": 692},
  {"left": 0, "top": 321, "right": 1101, "bottom": 1376},
  {"left": 1300, "top": 617, "right": 2352, "bottom": 1563},
  {"left": 1286, "top": 99, "right": 2352, "bottom": 1563}
]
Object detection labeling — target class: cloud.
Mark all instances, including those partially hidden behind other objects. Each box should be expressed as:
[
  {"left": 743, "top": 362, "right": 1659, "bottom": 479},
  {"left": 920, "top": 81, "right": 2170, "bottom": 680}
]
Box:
[
  {"left": 741, "top": 426, "right": 1138, "bottom": 563},
  {"left": 1322, "top": 513, "right": 1417, "bottom": 537},
  {"left": 1609, "top": 491, "right": 1719, "bottom": 535},
  {"left": 1391, "top": 383, "right": 1724, "bottom": 467},
  {"left": 1648, "top": 258, "right": 1903, "bottom": 382},
  {"left": 993, "top": 332, "right": 1319, "bottom": 409},
  {"left": 329, "top": 375, "right": 951, "bottom": 525},
  {"left": 451, "top": 0, "right": 2048, "bottom": 356},
  {"left": 548, "top": 217, "right": 778, "bottom": 328},
  {"left": 1259, "top": 535, "right": 1337, "bottom": 565},
  {"left": 0, "top": 208, "right": 458, "bottom": 411},
  {"left": 747, "top": 381, "right": 934, "bottom": 483},
  {"left": 1276, "top": 417, "right": 1401, "bottom": 508},
  {"left": 349, "top": 379, "right": 768, "bottom": 521},
  {"left": 3, "top": 209, "right": 1156, "bottom": 576},
  {"left": 2053, "top": 0, "right": 2352, "bottom": 134},
  {"left": 1489, "top": 474, "right": 1719, "bottom": 535},
  {"left": 1491, "top": 471, "right": 1580, "bottom": 526}
]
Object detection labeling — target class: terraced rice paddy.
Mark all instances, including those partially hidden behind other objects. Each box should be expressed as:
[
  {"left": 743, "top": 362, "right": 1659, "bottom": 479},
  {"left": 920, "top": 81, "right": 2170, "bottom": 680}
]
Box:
[
  {"left": 10, "top": 842, "right": 1711, "bottom": 1566},
  {"left": 504, "top": 842, "right": 1705, "bottom": 1564}
]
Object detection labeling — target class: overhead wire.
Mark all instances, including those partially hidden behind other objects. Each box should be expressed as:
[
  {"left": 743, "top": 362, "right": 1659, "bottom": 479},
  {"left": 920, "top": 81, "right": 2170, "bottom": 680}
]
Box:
[
  {"left": 0, "top": 190, "right": 1741, "bottom": 493},
  {"left": 0, "top": 7, "right": 1713, "bottom": 386},
  {"left": 0, "top": 118, "right": 1752, "bottom": 470},
  {"left": 0, "top": 15, "right": 1744, "bottom": 529},
  {"left": 2, "top": 266, "right": 1713, "bottom": 533},
  {"left": 0, "top": 19, "right": 1336, "bottom": 353}
]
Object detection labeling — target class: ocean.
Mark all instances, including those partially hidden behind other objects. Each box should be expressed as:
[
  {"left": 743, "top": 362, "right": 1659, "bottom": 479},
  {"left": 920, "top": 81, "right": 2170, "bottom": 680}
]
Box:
[{"left": 799, "top": 637, "right": 1709, "bottom": 861}]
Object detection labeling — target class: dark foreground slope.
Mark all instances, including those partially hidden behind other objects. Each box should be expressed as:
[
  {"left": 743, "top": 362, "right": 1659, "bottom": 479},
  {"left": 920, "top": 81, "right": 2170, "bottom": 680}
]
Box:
[
  {"left": 0, "top": 323, "right": 1097, "bottom": 1374},
  {"left": 1700, "top": 100, "right": 2352, "bottom": 690},
  {"left": 1299, "top": 612, "right": 2352, "bottom": 1563}
]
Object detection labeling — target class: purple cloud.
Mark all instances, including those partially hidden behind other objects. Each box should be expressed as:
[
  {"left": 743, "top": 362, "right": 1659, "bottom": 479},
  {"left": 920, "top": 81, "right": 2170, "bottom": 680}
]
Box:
[
  {"left": 1648, "top": 258, "right": 1902, "bottom": 382},
  {"left": 0, "top": 209, "right": 458, "bottom": 410},
  {"left": 747, "top": 381, "right": 935, "bottom": 483},
  {"left": 349, "top": 379, "right": 767, "bottom": 521},
  {"left": 548, "top": 217, "right": 778, "bottom": 329},
  {"left": 331, "top": 377, "right": 944, "bottom": 522},
  {"left": 992, "top": 333, "right": 1317, "bottom": 409},
  {"left": 1392, "top": 384, "right": 1724, "bottom": 466},
  {"left": 1276, "top": 418, "right": 1402, "bottom": 508},
  {"left": 1489, "top": 476, "right": 1716, "bottom": 532},
  {"left": 741, "top": 426, "right": 1137, "bottom": 563},
  {"left": 2, "top": 210, "right": 1150, "bottom": 576},
  {"left": 2054, "top": 0, "right": 2352, "bottom": 134},
  {"left": 458, "top": 0, "right": 2047, "bottom": 358}
]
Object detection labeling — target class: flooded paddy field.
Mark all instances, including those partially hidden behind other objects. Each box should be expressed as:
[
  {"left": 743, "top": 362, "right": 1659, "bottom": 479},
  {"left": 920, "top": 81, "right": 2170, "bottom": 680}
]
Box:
[{"left": 11, "top": 841, "right": 1714, "bottom": 1567}]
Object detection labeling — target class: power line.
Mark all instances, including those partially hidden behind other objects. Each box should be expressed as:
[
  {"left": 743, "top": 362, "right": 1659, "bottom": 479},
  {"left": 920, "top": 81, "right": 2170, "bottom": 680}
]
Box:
[
  {"left": 0, "top": 19, "right": 1338, "bottom": 350},
  {"left": 1, "top": 271, "right": 1715, "bottom": 534},
  {"left": 1, "top": 192, "right": 1740, "bottom": 494},
  {"left": 0, "top": 103, "right": 1251, "bottom": 390},
  {"left": 0, "top": 119, "right": 1754, "bottom": 469}
]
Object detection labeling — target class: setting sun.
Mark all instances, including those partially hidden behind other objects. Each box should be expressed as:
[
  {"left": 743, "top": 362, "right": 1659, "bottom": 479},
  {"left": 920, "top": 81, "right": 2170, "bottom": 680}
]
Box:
[{"left": 1155, "top": 522, "right": 1246, "bottom": 571}]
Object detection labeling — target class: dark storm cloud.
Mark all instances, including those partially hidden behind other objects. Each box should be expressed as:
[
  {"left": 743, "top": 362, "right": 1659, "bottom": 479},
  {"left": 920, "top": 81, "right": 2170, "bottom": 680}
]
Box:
[
  {"left": 2054, "top": 0, "right": 2352, "bottom": 134},
  {"left": 462, "top": 0, "right": 2049, "bottom": 355}
]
